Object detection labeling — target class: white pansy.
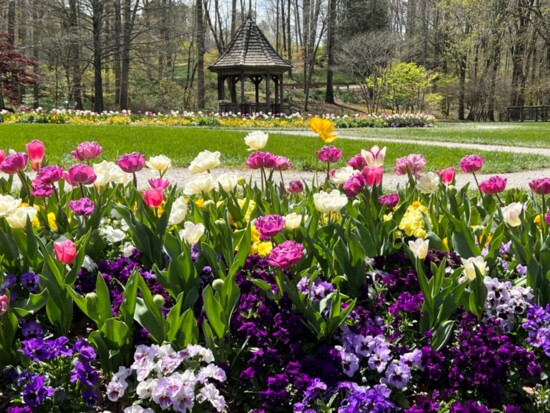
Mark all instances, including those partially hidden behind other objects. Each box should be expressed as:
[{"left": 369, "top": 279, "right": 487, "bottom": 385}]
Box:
[
  {"left": 121, "top": 242, "right": 135, "bottom": 257},
  {"left": 6, "top": 206, "right": 38, "bottom": 229},
  {"left": 330, "top": 166, "right": 358, "bottom": 186},
  {"left": 501, "top": 202, "right": 522, "bottom": 227},
  {"left": 123, "top": 406, "right": 155, "bottom": 413},
  {"left": 146, "top": 154, "right": 172, "bottom": 172},
  {"left": 416, "top": 172, "right": 440, "bottom": 194},
  {"left": 244, "top": 130, "right": 269, "bottom": 151},
  {"left": 461, "top": 256, "right": 487, "bottom": 281},
  {"left": 0, "top": 194, "right": 22, "bottom": 217},
  {"left": 284, "top": 212, "right": 303, "bottom": 230},
  {"left": 408, "top": 238, "right": 429, "bottom": 260},
  {"left": 183, "top": 173, "right": 214, "bottom": 195},
  {"left": 188, "top": 150, "right": 221, "bottom": 174},
  {"left": 179, "top": 221, "right": 205, "bottom": 245},
  {"left": 313, "top": 189, "right": 348, "bottom": 213},
  {"left": 168, "top": 197, "right": 188, "bottom": 226},
  {"left": 216, "top": 172, "right": 241, "bottom": 192},
  {"left": 82, "top": 255, "right": 97, "bottom": 271}
]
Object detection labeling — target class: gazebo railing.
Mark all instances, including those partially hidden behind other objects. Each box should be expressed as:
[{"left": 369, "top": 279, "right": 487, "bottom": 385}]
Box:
[
  {"left": 218, "top": 102, "right": 290, "bottom": 115},
  {"left": 504, "top": 106, "right": 550, "bottom": 122}
]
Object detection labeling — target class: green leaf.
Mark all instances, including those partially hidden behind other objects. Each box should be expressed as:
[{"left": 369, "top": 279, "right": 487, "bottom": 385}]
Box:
[
  {"left": 431, "top": 321, "right": 454, "bottom": 351},
  {"left": 12, "top": 289, "right": 50, "bottom": 317},
  {"left": 202, "top": 286, "right": 226, "bottom": 339}
]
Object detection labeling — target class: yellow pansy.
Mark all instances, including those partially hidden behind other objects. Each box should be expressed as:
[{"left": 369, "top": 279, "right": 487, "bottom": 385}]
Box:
[
  {"left": 309, "top": 117, "right": 337, "bottom": 143},
  {"left": 195, "top": 198, "right": 205, "bottom": 208},
  {"left": 399, "top": 201, "right": 430, "bottom": 238},
  {"left": 257, "top": 241, "right": 273, "bottom": 258},
  {"left": 48, "top": 212, "right": 58, "bottom": 231}
]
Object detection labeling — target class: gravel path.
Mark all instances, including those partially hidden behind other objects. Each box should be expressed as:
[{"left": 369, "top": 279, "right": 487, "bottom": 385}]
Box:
[{"left": 151, "top": 130, "right": 550, "bottom": 191}]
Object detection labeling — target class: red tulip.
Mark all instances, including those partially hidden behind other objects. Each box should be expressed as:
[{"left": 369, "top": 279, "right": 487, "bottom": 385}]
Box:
[
  {"left": 26, "top": 139, "right": 45, "bottom": 171},
  {"left": 143, "top": 189, "right": 164, "bottom": 208},
  {"left": 53, "top": 239, "right": 77, "bottom": 264},
  {"left": 362, "top": 166, "right": 383, "bottom": 186},
  {"left": 437, "top": 167, "right": 455, "bottom": 185}
]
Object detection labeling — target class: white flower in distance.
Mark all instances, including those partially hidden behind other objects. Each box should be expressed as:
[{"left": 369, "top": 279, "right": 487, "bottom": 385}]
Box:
[
  {"left": 408, "top": 238, "right": 429, "bottom": 260},
  {"left": 461, "top": 256, "right": 487, "bottom": 281},
  {"left": 313, "top": 189, "right": 348, "bottom": 213},
  {"left": 179, "top": 221, "right": 205, "bottom": 244},
  {"left": 416, "top": 172, "right": 440, "bottom": 194},
  {"left": 330, "top": 166, "right": 357, "bottom": 186},
  {"left": 168, "top": 197, "right": 188, "bottom": 226},
  {"left": 6, "top": 205, "right": 38, "bottom": 229},
  {"left": 188, "top": 150, "right": 221, "bottom": 174},
  {"left": 146, "top": 154, "right": 172, "bottom": 173},
  {"left": 217, "top": 172, "right": 241, "bottom": 192},
  {"left": 284, "top": 212, "right": 302, "bottom": 230},
  {"left": 183, "top": 172, "right": 214, "bottom": 195},
  {"left": 361, "top": 145, "right": 386, "bottom": 167},
  {"left": 0, "top": 194, "right": 22, "bottom": 217},
  {"left": 501, "top": 202, "right": 522, "bottom": 227},
  {"left": 244, "top": 130, "right": 269, "bottom": 151}
]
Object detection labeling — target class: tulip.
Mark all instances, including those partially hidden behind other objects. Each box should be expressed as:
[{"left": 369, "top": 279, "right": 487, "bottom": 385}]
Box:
[
  {"left": 331, "top": 166, "right": 356, "bottom": 186},
  {"left": 148, "top": 178, "right": 170, "bottom": 191},
  {"left": 267, "top": 240, "right": 304, "bottom": 269},
  {"left": 362, "top": 166, "right": 383, "bottom": 186},
  {"left": 244, "top": 131, "right": 269, "bottom": 151},
  {"left": 25, "top": 139, "right": 45, "bottom": 171},
  {"left": 545, "top": 212, "right": 550, "bottom": 227},
  {"left": 317, "top": 146, "right": 342, "bottom": 163},
  {"left": 183, "top": 172, "right": 214, "bottom": 195},
  {"left": 71, "top": 141, "right": 103, "bottom": 161},
  {"left": 459, "top": 154, "right": 484, "bottom": 173},
  {"left": 0, "top": 152, "right": 28, "bottom": 174},
  {"left": 343, "top": 173, "right": 367, "bottom": 198},
  {"left": 255, "top": 214, "right": 285, "bottom": 238},
  {"left": 394, "top": 154, "right": 426, "bottom": 177},
  {"left": 0, "top": 149, "right": 5, "bottom": 164},
  {"left": 146, "top": 154, "right": 172, "bottom": 175},
  {"left": 529, "top": 178, "right": 550, "bottom": 195},
  {"left": 0, "top": 194, "right": 22, "bottom": 217},
  {"left": 0, "top": 294, "right": 8, "bottom": 317},
  {"left": 6, "top": 206, "right": 37, "bottom": 229},
  {"left": 116, "top": 152, "right": 146, "bottom": 173},
  {"left": 68, "top": 198, "right": 95, "bottom": 216},
  {"left": 143, "top": 189, "right": 164, "bottom": 208},
  {"left": 37, "top": 165, "right": 64, "bottom": 184},
  {"left": 313, "top": 189, "right": 348, "bottom": 213},
  {"left": 287, "top": 180, "right": 304, "bottom": 194},
  {"left": 361, "top": 145, "right": 386, "bottom": 167},
  {"left": 284, "top": 212, "right": 303, "bottom": 231},
  {"left": 437, "top": 167, "right": 455, "bottom": 185},
  {"left": 378, "top": 193, "right": 399, "bottom": 208},
  {"left": 409, "top": 238, "right": 429, "bottom": 260},
  {"left": 275, "top": 156, "right": 293, "bottom": 171},
  {"left": 479, "top": 176, "right": 507, "bottom": 194},
  {"left": 309, "top": 117, "right": 337, "bottom": 143},
  {"left": 348, "top": 153, "right": 367, "bottom": 171},
  {"left": 416, "top": 172, "right": 440, "bottom": 194},
  {"left": 31, "top": 180, "right": 55, "bottom": 198},
  {"left": 168, "top": 197, "right": 188, "bottom": 226},
  {"left": 66, "top": 164, "right": 97, "bottom": 186},
  {"left": 217, "top": 173, "right": 241, "bottom": 192},
  {"left": 246, "top": 151, "right": 277, "bottom": 169},
  {"left": 54, "top": 239, "right": 77, "bottom": 264},
  {"left": 179, "top": 221, "right": 205, "bottom": 244},
  {"left": 461, "top": 256, "right": 487, "bottom": 281},
  {"left": 188, "top": 150, "right": 221, "bottom": 174},
  {"left": 501, "top": 202, "right": 523, "bottom": 227}
]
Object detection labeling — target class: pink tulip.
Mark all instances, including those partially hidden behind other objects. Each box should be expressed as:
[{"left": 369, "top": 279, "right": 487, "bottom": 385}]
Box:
[
  {"left": 267, "top": 240, "right": 304, "bottom": 269},
  {"left": 54, "top": 239, "right": 77, "bottom": 264},
  {"left": 479, "top": 176, "right": 507, "bottom": 194},
  {"left": 378, "top": 193, "right": 400, "bottom": 208},
  {"left": 437, "top": 167, "right": 455, "bottom": 185},
  {"left": 246, "top": 151, "right": 277, "bottom": 169},
  {"left": 68, "top": 198, "right": 95, "bottom": 216},
  {"left": 317, "top": 146, "right": 342, "bottom": 163},
  {"left": 348, "top": 153, "right": 367, "bottom": 171},
  {"left": 0, "top": 294, "right": 8, "bottom": 316},
  {"left": 275, "top": 156, "right": 293, "bottom": 171},
  {"left": 72, "top": 141, "right": 103, "bottom": 161},
  {"left": 363, "top": 166, "right": 383, "bottom": 186},
  {"left": 394, "top": 154, "right": 426, "bottom": 176},
  {"left": 143, "top": 189, "right": 164, "bottom": 208},
  {"left": 37, "top": 165, "right": 64, "bottom": 184},
  {"left": 148, "top": 178, "right": 170, "bottom": 191},
  {"left": 255, "top": 214, "right": 285, "bottom": 238},
  {"left": 545, "top": 212, "right": 550, "bottom": 227},
  {"left": 66, "top": 164, "right": 97, "bottom": 186},
  {"left": 287, "top": 180, "right": 304, "bottom": 194},
  {"left": 343, "top": 173, "right": 366, "bottom": 198},
  {"left": 529, "top": 178, "right": 550, "bottom": 195},
  {"left": 0, "top": 149, "right": 5, "bottom": 164},
  {"left": 116, "top": 152, "right": 146, "bottom": 173},
  {"left": 25, "top": 139, "right": 45, "bottom": 171},
  {"left": 31, "top": 180, "right": 55, "bottom": 197},
  {"left": 459, "top": 154, "right": 484, "bottom": 173},
  {"left": 0, "top": 152, "right": 28, "bottom": 174}
]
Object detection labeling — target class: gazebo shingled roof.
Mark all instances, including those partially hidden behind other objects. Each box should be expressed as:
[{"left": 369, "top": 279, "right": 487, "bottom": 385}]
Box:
[
  {"left": 209, "top": 16, "right": 291, "bottom": 114},
  {"left": 209, "top": 16, "right": 291, "bottom": 74}
]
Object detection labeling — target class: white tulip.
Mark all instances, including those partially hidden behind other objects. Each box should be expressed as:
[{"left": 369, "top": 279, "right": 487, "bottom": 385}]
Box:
[
  {"left": 217, "top": 173, "right": 241, "bottom": 192},
  {"left": 244, "top": 130, "right": 269, "bottom": 151},
  {"left": 6, "top": 206, "right": 38, "bottom": 229},
  {"left": 0, "top": 194, "right": 22, "bottom": 217},
  {"left": 461, "top": 256, "right": 487, "bottom": 281},
  {"left": 188, "top": 150, "right": 221, "bottom": 174},
  {"left": 284, "top": 212, "right": 302, "bottom": 230},
  {"left": 146, "top": 155, "right": 172, "bottom": 172},
  {"left": 183, "top": 173, "right": 215, "bottom": 195},
  {"left": 330, "top": 166, "right": 357, "bottom": 186},
  {"left": 501, "top": 202, "right": 522, "bottom": 227},
  {"left": 93, "top": 161, "right": 131, "bottom": 186},
  {"left": 313, "top": 189, "right": 348, "bottom": 213},
  {"left": 179, "top": 221, "right": 205, "bottom": 245},
  {"left": 168, "top": 197, "right": 188, "bottom": 226},
  {"left": 416, "top": 172, "right": 440, "bottom": 194},
  {"left": 408, "top": 238, "right": 429, "bottom": 260}
]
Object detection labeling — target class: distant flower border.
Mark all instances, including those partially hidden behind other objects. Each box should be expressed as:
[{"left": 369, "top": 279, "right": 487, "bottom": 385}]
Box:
[{"left": 0, "top": 108, "right": 436, "bottom": 128}]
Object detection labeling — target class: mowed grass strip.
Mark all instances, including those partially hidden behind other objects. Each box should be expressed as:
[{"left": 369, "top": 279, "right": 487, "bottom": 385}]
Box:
[
  {"left": 0, "top": 123, "right": 547, "bottom": 173},
  {"left": 338, "top": 122, "right": 550, "bottom": 149}
]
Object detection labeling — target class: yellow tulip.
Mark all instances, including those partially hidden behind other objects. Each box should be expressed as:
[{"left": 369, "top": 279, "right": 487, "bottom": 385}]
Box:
[{"left": 309, "top": 117, "right": 337, "bottom": 143}]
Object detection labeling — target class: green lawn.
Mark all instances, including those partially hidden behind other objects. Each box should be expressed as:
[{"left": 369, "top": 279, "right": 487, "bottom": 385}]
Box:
[
  {"left": 0, "top": 123, "right": 547, "bottom": 173},
  {"left": 338, "top": 122, "right": 550, "bottom": 148}
]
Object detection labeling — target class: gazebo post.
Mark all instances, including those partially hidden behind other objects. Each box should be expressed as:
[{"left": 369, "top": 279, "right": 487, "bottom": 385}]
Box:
[
  {"left": 217, "top": 75, "right": 225, "bottom": 101},
  {"left": 240, "top": 71, "right": 245, "bottom": 111},
  {"left": 273, "top": 75, "right": 279, "bottom": 113},
  {"left": 279, "top": 74, "right": 284, "bottom": 114},
  {"left": 265, "top": 71, "right": 271, "bottom": 113}
]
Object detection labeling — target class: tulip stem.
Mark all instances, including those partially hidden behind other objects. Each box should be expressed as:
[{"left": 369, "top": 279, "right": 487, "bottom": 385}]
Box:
[
  {"left": 495, "top": 193, "right": 505, "bottom": 207},
  {"left": 18, "top": 171, "right": 33, "bottom": 206},
  {"left": 472, "top": 172, "right": 483, "bottom": 199},
  {"left": 132, "top": 172, "right": 138, "bottom": 188},
  {"left": 543, "top": 194, "right": 546, "bottom": 216}
]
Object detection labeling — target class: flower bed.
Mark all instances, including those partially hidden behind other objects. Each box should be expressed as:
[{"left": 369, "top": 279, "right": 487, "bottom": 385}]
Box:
[
  {"left": 0, "top": 118, "right": 549, "bottom": 412},
  {"left": 0, "top": 108, "right": 436, "bottom": 128}
]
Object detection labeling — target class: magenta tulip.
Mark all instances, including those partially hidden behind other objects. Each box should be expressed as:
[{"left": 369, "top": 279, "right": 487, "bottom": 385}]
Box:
[
  {"left": 267, "top": 240, "right": 304, "bottom": 269},
  {"left": 143, "top": 189, "right": 164, "bottom": 208},
  {"left": 148, "top": 178, "right": 171, "bottom": 191},
  {"left": 459, "top": 154, "right": 484, "bottom": 173},
  {"left": 529, "top": 178, "right": 550, "bottom": 195},
  {"left": 37, "top": 165, "right": 64, "bottom": 184},
  {"left": 437, "top": 167, "right": 455, "bottom": 185},
  {"left": 378, "top": 193, "right": 400, "bottom": 208},
  {"left": 275, "top": 156, "right": 293, "bottom": 171},
  {"left": 54, "top": 239, "right": 77, "bottom": 264},
  {"left": 0, "top": 152, "right": 28, "bottom": 174},
  {"left": 394, "top": 154, "right": 426, "bottom": 176},
  {"left": 31, "top": 180, "right": 55, "bottom": 197},
  {"left": 68, "top": 198, "right": 95, "bottom": 216},
  {"left": 0, "top": 294, "right": 7, "bottom": 317},
  {"left": 363, "top": 166, "right": 383, "bottom": 186},
  {"left": 66, "top": 164, "right": 97, "bottom": 186},
  {"left": 479, "top": 176, "right": 507, "bottom": 194},
  {"left": 348, "top": 153, "right": 367, "bottom": 171},
  {"left": 116, "top": 152, "right": 146, "bottom": 173},
  {"left": 246, "top": 151, "right": 277, "bottom": 169},
  {"left": 316, "top": 146, "right": 343, "bottom": 163},
  {"left": 255, "top": 214, "right": 285, "bottom": 238},
  {"left": 287, "top": 180, "right": 304, "bottom": 194},
  {"left": 343, "top": 173, "right": 366, "bottom": 198}
]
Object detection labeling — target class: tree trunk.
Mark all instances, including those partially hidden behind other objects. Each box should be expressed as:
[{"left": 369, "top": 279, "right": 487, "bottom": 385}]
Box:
[
  {"left": 458, "top": 54, "right": 466, "bottom": 120},
  {"left": 487, "top": 45, "right": 500, "bottom": 121},
  {"left": 69, "top": 0, "right": 83, "bottom": 109},
  {"left": 231, "top": 0, "right": 237, "bottom": 37},
  {"left": 114, "top": 0, "right": 122, "bottom": 105},
  {"left": 196, "top": 0, "right": 205, "bottom": 108},
  {"left": 325, "top": 0, "right": 336, "bottom": 104},
  {"left": 7, "top": 0, "right": 15, "bottom": 44},
  {"left": 92, "top": 0, "right": 104, "bottom": 113},
  {"left": 119, "top": 0, "right": 138, "bottom": 110},
  {"left": 32, "top": 0, "right": 41, "bottom": 107}
]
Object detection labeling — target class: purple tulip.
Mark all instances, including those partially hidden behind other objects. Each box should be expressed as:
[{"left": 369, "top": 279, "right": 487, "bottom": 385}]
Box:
[
  {"left": 116, "top": 152, "right": 146, "bottom": 173},
  {"left": 37, "top": 165, "right": 64, "bottom": 184},
  {"left": 529, "top": 178, "right": 550, "bottom": 195},
  {"left": 246, "top": 151, "right": 277, "bottom": 169},
  {"left": 255, "top": 214, "right": 285, "bottom": 238},
  {"left": 267, "top": 240, "right": 304, "bottom": 269},
  {"left": 343, "top": 173, "right": 366, "bottom": 198},
  {"left": 459, "top": 154, "right": 484, "bottom": 173},
  {"left": 68, "top": 197, "right": 95, "bottom": 216},
  {"left": 378, "top": 193, "right": 399, "bottom": 208},
  {"left": 0, "top": 152, "right": 28, "bottom": 174},
  {"left": 66, "top": 164, "right": 97, "bottom": 185},
  {"left": 72, "top": 141, "right": 103, "bottom": 161},
  {"left": 479, "top": 176, "right": 507, "bottom": 194},
  {"left": 31, "top": 180, "right": 55, "bottom": 197},
  {"left": 348, "top": 153, "right": 367, "bottom": 171},
  {"left": 287, "top": 180, "right": 304, "bottom": 194},
  {"left": 317, "top": 146, "right": 343, "bottom": 163}
]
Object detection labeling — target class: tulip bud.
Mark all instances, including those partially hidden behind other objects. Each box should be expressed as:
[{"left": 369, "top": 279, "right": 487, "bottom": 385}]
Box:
[
  {"left": 212, "top": 279, "right": 224, "bottom": 292},
  {"left": 85, "top": 292, "right": 98, "bottom": 306},
  {"left": 153, "top": 294, "right": 165, "bottom": 308}
]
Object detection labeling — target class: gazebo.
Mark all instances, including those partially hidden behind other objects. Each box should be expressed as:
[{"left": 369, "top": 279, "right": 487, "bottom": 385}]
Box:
[{"left": 208, "top": 16, "right": 291, "bottom": 114}]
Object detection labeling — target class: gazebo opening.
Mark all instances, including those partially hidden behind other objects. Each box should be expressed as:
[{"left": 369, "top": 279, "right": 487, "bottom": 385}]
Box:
[{"left": 208, "top": 16, "right": 291, "bottom": 115}]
